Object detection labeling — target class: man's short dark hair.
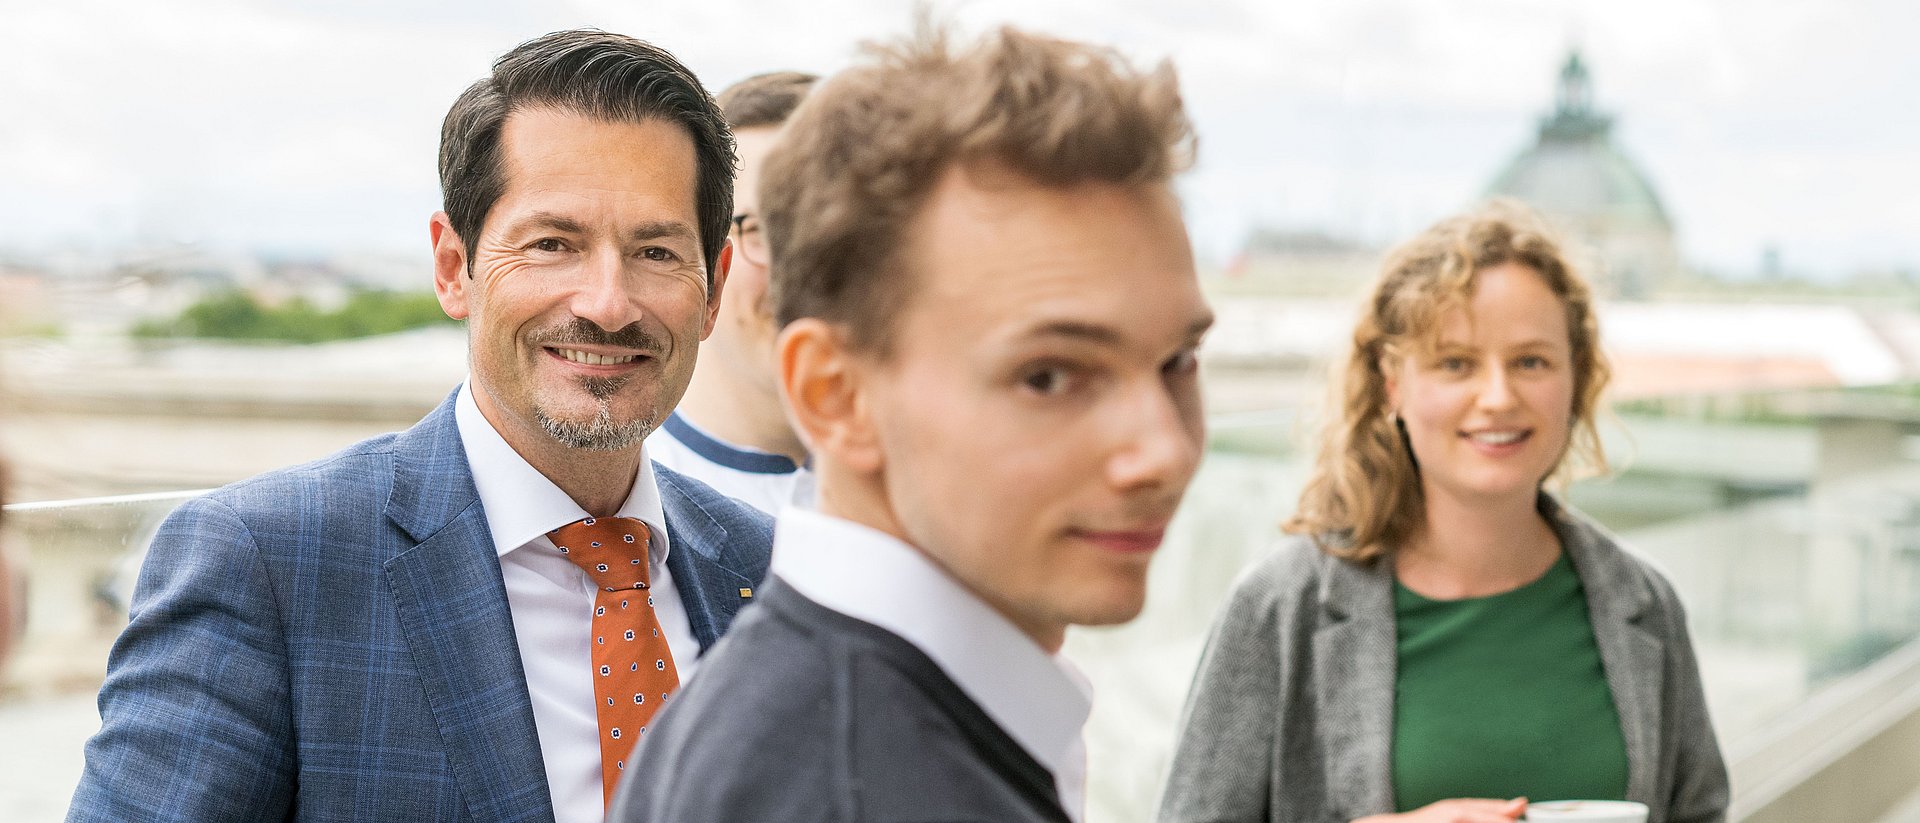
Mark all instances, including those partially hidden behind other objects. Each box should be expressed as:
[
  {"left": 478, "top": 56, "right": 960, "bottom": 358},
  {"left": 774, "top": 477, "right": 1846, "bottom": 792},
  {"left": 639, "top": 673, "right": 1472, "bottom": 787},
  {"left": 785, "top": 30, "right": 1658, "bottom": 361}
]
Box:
[
  {"left": 716, "top": 71, "right": 818, "bottom": 130},
  {"left": 438, "top": 29, "right": 736, "bottom": 283}
]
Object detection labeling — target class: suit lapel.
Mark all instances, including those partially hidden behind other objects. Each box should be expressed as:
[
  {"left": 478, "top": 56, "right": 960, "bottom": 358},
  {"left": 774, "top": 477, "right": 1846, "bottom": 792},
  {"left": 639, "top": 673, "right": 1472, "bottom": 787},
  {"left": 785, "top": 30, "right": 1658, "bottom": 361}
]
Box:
[
  {"left": 1317, "top": 552, "right": 1399, "bottom": 817},
  {"left": 1550, "top": 496, "right": 1663, "bottom": 807},
  {"left": 383, "top": 396, "right": 556, "bottom": 823},
  {"left": 656, "top": 467, "right": 756, "bottom": 650}
]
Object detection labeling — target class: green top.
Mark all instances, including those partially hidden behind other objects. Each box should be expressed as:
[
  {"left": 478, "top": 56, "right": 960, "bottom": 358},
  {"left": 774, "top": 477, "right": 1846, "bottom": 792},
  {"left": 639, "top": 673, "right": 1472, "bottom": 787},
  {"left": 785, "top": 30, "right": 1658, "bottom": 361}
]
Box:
[{"left": 1391, "top": 552, "right": 1629, "bottom": 812}]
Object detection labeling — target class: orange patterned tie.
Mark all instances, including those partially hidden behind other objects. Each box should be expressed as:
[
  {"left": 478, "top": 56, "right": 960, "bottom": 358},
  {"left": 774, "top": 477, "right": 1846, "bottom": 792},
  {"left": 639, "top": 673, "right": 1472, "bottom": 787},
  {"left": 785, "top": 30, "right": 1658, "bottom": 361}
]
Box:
[{"left": 547, "top": 516, "right": 680, "bottom": 805}]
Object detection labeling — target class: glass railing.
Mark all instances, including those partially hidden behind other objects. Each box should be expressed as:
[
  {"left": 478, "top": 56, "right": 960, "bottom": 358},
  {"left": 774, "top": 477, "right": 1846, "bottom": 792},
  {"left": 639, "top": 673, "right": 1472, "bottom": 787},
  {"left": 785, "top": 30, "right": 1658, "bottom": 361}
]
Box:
[
  {"left": 5, "top": 407, "right": 1920, "bottom": 822},
  {"left": 1064, "top": 408, "right": 1920, "bottom": 822},
  {"left": 1, "top": 490, "right": 208, "bottom": 693},
  {"left": 0, "top": 489, "right": 206, "bottom": 822}
]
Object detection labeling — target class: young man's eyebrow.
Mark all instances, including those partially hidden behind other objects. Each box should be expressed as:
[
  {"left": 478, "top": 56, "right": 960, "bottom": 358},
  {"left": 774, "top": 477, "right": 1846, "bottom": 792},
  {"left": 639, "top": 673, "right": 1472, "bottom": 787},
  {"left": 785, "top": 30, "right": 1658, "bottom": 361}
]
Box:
[
  {"left": 1019, "top": 320, "right": 1125, "bottom": 345},
  {"left": 1017, "top": 313, "right": 1214, "bottom": 347}
]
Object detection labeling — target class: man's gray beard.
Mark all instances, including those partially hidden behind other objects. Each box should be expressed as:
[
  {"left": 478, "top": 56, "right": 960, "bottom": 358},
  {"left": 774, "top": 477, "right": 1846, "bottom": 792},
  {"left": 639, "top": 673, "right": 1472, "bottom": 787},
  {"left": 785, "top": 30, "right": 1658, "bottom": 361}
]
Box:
[{"left": 534, "top": 378, "right": 655, "bottom": 451}]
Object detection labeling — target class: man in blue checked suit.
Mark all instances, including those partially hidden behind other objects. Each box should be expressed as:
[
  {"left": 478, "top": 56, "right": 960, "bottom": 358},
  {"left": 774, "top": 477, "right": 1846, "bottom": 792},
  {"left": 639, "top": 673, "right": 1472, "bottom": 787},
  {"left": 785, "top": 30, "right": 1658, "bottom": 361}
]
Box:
[{"left": 68, "top": 30, "right": 771, "bottom": 823}]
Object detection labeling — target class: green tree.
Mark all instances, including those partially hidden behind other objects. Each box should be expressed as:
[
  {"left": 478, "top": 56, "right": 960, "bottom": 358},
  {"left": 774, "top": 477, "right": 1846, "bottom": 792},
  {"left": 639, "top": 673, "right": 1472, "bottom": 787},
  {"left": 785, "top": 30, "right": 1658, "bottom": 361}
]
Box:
[{"left": 134, "top": 289, "right": 458, "bottom": 343}]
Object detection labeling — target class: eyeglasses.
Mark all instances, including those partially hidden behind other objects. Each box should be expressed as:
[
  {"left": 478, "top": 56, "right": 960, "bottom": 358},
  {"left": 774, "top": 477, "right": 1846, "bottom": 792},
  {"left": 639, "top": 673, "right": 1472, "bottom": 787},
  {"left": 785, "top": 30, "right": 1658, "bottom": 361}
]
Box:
[{"left": 730, "top": 213, "right": 768, "bottom": 267}]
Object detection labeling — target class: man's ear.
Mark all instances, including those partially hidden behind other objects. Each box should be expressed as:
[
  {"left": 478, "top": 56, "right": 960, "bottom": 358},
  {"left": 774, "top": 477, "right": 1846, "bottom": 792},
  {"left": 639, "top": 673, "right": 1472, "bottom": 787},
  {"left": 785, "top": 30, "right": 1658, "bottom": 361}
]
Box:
[
  {"left": 430, "top": 212, "right": 471, "bottom": 320},
  {"left": 700, "top": 242, "right": 733, "bottom": 340},
  {"left": 778, "top": 319, "right": 882, "bottom": 474}
]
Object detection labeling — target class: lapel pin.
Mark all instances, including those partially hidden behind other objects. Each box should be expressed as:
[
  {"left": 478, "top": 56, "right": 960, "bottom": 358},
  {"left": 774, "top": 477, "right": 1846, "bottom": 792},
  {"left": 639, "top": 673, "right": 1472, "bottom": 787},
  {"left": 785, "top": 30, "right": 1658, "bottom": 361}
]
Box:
[{"left": 738, "top": 587, "right": 754, "bottom": 599}]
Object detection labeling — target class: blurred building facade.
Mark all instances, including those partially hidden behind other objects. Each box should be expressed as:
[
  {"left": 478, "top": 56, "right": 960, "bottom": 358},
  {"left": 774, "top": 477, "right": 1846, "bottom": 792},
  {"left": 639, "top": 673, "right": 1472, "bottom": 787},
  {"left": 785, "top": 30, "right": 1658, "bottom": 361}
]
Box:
[
  {"left": 1487, "top": 50, "right": 1681, "bottom": 299},
  {"left": 1229, "top": 51, "right": 1683, "bottom": 300}
]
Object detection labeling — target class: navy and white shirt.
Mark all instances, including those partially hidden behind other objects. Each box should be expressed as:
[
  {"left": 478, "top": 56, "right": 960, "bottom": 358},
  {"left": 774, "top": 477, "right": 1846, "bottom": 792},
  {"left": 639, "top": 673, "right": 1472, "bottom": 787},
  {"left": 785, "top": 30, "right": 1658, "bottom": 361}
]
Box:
[{"left": 645, "top": 412, "right": 815, "bottom": 515}]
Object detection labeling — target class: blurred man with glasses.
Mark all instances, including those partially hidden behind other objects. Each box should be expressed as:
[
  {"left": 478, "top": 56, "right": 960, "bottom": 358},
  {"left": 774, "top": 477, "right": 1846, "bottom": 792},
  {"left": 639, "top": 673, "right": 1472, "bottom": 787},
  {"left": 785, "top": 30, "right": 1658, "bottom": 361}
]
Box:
[{"left": 647, "top": 72, "right": 819, "bottom": 515}]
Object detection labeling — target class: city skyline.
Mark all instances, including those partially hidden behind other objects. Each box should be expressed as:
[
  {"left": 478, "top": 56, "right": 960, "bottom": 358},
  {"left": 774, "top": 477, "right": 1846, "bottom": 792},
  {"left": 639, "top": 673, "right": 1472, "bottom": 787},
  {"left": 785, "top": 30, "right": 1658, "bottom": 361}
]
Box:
[{"left": 1, "top": 0, "right": 1914, "bottom": 280}]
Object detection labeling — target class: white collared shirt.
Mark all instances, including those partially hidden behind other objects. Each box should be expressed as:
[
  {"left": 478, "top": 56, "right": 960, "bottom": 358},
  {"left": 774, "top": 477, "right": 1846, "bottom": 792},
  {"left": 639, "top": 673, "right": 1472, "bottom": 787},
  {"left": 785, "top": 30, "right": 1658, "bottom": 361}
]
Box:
[
  {"left": 645, "top": 411, "right": 816, "bottom": 515},
  {"left": 771, "top": 507, "right": 1092, "bottom": 823},
  {"left": 453, "top": 382, "right": 701, "bottom": 823}
]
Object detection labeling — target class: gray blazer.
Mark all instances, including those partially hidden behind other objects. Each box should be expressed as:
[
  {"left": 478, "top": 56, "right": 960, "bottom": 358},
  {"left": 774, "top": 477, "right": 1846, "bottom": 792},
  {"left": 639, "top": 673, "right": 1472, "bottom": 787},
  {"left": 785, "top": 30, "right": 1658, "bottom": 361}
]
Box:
[{"left": 1158, "top": 496, "right": 1729, "bottom": 823}]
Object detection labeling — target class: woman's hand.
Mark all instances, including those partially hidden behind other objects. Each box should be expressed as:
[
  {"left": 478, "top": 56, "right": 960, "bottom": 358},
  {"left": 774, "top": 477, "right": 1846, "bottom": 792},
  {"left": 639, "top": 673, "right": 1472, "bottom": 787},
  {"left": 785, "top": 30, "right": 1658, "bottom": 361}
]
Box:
[{"left": 1352, "top": 797, "right": 1528, "bottom": 823}]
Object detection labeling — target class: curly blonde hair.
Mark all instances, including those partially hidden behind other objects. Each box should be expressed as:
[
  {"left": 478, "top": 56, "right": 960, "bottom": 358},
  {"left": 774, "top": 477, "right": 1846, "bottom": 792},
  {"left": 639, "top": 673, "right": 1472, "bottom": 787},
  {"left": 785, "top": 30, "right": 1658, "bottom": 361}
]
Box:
[{"left": 1285, "top": 200, "right": 1612, "bottom": 562}]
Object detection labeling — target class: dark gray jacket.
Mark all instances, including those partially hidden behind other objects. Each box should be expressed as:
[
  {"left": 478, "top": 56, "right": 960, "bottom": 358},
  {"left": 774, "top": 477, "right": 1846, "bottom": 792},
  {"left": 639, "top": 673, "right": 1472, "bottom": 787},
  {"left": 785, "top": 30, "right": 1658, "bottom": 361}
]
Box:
[
  {"left": 1159, "top": 496, "right": 1729, "bottom": 823},
  {"left": 610, "top": 577, "right": 1071, "bottom": 823}
]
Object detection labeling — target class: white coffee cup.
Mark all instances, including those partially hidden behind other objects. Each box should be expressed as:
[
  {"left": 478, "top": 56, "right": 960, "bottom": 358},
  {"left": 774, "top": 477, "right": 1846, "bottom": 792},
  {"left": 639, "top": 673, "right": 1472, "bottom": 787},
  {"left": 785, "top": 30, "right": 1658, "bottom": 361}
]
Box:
[{"left": 1524, "top": 800, "right": 1650, "bottom": 823}]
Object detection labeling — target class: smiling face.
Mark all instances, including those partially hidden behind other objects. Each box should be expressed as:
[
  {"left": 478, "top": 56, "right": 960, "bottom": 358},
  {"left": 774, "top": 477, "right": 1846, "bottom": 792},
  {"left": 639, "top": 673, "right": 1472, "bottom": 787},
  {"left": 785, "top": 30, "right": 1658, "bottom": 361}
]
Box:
[
  {"left": 433, "top": 107, "right": 725, "bottom": 455},
  {"left": 850, "top": 168, "right": 1212, "bottom": 649},
  {"left": 1387, "top": 262, "right": 1576, "bottom": 507}
]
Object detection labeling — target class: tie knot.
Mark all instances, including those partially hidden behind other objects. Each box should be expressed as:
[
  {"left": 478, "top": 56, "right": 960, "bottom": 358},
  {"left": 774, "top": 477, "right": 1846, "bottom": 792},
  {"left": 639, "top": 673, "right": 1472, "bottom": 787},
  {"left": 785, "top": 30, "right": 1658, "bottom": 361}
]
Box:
[{"left": 548, "top": 516, "right": 654, "bottom": 591}]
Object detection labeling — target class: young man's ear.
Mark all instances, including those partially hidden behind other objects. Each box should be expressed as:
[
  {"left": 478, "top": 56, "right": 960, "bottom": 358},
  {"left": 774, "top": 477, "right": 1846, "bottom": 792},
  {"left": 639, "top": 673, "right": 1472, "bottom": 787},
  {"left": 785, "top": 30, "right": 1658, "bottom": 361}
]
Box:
[
  {"left": 430, "top": 212, "right": 471, "bottom": 320},
  {"left": 778, "top": 319, "right": 882, "bottom": 474}
]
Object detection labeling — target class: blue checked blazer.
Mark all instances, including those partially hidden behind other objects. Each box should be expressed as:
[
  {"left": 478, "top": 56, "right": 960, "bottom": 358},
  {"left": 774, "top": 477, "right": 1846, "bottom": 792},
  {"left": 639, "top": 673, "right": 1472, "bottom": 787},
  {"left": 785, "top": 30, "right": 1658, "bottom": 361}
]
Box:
[{"left": 66, "top": 393, "right": 774, "bottom": 823}]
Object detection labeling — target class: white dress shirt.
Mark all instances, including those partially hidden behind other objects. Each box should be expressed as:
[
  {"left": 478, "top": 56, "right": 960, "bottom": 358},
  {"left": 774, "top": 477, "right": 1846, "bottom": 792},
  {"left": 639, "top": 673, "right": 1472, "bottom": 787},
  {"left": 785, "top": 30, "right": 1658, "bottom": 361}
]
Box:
[
  {"left": 453, "top": 383, "right": 701, "bottom": 823},
  {"left": 645, "top": 412, "right": 816, "bottom": 515},
  {"left": 771, "top": 507, "right": 1092, "bottom": 823}
]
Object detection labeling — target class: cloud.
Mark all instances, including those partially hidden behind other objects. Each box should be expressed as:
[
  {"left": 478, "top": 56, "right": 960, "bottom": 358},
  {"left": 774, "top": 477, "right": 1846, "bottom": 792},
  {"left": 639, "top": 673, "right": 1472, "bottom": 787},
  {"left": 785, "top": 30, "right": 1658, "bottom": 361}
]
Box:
[{"left": 0, "top": 0, "right": 1913, "bottom": 276}]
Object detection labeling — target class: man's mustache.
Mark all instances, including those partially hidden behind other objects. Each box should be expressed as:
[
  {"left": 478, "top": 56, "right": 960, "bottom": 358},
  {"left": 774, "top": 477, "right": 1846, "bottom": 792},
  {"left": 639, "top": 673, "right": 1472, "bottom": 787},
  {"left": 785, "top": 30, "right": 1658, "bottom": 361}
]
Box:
[{"left": 531, "top": 318, "right": 663, "bottom": 354}]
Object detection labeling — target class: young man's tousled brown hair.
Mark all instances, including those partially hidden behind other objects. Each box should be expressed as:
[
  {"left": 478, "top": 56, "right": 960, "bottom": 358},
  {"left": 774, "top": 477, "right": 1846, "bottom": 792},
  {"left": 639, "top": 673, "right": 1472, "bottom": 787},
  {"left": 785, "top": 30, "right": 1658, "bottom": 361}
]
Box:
[{"left": 762, "top": 23, "right": 1194, "bottom": 354}]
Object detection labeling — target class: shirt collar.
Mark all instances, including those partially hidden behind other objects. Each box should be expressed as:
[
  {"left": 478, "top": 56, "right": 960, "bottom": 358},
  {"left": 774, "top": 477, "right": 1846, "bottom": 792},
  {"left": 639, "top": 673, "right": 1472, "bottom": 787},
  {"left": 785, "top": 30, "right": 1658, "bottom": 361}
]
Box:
[
  {"left": 454, "top": 381, "right": 670, "bottom": 563},
  {"left": 771, "top": 507, "right": 1091, "bottom": 778}
]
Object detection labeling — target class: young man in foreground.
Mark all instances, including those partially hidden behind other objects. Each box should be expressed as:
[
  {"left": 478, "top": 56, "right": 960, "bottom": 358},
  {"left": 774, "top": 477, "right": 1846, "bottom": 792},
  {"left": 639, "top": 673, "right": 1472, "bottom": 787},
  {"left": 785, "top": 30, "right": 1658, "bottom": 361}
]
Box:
[{"left": 611, "top": 23, "right": 1212, "bottom": 823}]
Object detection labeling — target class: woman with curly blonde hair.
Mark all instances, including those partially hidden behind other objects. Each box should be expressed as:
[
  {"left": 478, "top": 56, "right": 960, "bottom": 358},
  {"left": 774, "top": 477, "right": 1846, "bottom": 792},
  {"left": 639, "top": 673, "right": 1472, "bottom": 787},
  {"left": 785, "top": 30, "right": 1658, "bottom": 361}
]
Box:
[{"left": 1160, "top": 201, "right": 1728, "bottom": 823}]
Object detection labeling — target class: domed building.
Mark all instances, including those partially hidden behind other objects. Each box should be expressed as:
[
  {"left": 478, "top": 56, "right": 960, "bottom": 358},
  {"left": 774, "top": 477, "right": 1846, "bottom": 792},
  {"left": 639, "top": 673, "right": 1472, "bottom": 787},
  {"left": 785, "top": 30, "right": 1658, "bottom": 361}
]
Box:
[{"left": 1488, "top": 52, "right": 1679, "bottom": 299}]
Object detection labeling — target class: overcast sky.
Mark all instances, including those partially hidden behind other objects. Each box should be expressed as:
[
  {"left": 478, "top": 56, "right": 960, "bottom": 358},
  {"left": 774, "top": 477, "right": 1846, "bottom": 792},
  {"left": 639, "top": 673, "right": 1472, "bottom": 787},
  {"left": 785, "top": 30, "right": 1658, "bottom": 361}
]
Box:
[{"left": 1, "top": 0, "right": 1913, "bottom": 279}]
